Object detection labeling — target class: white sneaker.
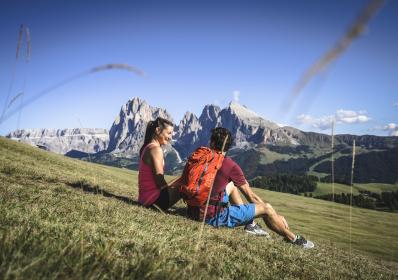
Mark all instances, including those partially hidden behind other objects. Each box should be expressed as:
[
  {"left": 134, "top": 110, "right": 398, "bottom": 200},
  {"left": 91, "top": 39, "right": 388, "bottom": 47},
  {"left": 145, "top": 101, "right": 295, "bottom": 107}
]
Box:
[
  {"left": 291, "top": 234, "right": 315, "bottom": 249},
  {"left": 244, "top": 222, "right": 270, "bottom": 238}
]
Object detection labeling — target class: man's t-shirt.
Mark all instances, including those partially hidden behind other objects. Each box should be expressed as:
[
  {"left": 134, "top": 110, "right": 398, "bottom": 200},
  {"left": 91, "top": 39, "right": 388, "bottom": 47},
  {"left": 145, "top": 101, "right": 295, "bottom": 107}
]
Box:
[
  {"left": 205, "top": 156, "right": 247, "bottom": 218},
  {"left": 212, "top": 157, "right": 246, "bottom": 197},
  {"left": 186, "top": 156, "right": 247, "bottom": 220}
]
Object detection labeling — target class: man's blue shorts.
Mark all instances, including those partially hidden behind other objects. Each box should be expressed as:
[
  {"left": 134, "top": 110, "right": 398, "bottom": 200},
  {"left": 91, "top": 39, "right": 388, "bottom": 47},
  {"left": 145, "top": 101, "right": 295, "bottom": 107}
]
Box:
[{"left": 206, "top": 192, "right": 256, "bottom": 228}]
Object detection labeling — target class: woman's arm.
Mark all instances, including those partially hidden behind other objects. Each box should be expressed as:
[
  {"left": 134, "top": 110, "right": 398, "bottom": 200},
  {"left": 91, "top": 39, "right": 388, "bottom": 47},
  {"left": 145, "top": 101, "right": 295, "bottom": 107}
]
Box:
[{"left": 148, "top": 146, "right": 169, "bottom": 190}]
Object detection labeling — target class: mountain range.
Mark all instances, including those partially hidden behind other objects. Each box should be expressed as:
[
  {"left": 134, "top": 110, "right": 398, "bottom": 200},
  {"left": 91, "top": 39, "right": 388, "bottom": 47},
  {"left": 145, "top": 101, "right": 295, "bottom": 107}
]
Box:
[{"left": 7, "top": 97, "right": 398, "bottom": 183}]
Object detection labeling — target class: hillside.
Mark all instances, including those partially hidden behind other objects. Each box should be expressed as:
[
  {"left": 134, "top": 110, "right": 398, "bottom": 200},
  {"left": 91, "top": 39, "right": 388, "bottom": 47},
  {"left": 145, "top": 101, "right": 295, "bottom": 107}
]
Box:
[
  {"left": 0, "top": 137, "right": 397, "bottom": 279},
  {"left": 8, "top": 98, "right": 398, "bottom": 184}
]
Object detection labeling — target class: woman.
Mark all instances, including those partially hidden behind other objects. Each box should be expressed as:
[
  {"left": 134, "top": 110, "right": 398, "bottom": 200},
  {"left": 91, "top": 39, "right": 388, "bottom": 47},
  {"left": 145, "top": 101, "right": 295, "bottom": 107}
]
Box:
[{"left": 138, "top": 117, "right": 181, "bottom": 211}]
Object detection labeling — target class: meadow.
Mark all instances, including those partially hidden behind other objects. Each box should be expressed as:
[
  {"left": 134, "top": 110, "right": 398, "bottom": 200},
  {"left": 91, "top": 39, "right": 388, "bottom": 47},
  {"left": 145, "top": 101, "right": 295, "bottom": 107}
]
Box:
[{"left": 0, "top": 137, "right": 397, "bottom": 279}]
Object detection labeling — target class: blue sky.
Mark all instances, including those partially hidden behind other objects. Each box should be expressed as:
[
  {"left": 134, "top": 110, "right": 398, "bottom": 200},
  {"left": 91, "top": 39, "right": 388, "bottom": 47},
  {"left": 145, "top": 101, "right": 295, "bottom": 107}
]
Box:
[{"left": 0, "top": 0, "right": 397, "bottom": 136}]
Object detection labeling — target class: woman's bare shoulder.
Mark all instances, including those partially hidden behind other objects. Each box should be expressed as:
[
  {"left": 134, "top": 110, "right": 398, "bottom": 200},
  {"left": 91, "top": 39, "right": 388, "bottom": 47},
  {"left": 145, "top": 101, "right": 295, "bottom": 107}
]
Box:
[{"left": 143, "top": 143, "right": 162, "bottom": 161}]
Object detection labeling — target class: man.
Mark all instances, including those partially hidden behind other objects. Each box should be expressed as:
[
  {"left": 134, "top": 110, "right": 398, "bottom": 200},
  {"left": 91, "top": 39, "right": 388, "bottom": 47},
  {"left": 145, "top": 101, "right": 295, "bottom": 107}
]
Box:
[{"left": 187, "top": 127, "right": 314, "bottom": 248}]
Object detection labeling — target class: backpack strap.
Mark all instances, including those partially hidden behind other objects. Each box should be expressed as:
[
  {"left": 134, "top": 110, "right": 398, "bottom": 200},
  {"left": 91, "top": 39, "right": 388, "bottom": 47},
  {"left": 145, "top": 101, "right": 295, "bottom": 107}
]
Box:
[{"left": 196, "top": 150, "right": 214, "bottom": 194}]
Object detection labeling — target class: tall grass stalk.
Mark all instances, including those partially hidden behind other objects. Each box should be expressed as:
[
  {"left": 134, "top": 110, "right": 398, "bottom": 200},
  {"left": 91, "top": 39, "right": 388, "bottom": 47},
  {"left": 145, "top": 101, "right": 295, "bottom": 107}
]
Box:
[
  {"left": 329, "top": 118, "right": 335, "bottom": 279},
  {"left": 350, "top": 139, "right": 356, "bottom": 270},
  {"left": 1, "top": 64, "right": 144, "bottom": 125},
  {"left": 16, "top": 25, "right": 31, "bottom": 129},
  {"left": 1, "top": 25, "right": 24, "bottom": 124},
  {"left": 195, "top": 135, "right": 229, "bottom": 253},
  {"left": 331, "top": 119, "right": 335, "bottom": 202},
  {"left": 283, "top": 0, "right": 384, "bottom": 113},
  {"left": 24, "top": 26, "right": 31, "bottom": 63}
]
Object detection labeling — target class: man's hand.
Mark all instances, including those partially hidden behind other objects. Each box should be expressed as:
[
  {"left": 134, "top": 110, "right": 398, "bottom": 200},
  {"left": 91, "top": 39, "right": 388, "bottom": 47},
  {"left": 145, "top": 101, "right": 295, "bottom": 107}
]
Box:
[{"left": 279, "top": 215, "right": 289, "bottom": 229}]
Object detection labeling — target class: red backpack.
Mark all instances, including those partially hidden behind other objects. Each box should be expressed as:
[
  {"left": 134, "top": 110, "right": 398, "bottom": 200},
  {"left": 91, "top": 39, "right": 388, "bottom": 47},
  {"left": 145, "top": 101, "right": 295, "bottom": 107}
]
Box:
[{"left": 180, "top": 147, "right": 225, "bottom": 207}]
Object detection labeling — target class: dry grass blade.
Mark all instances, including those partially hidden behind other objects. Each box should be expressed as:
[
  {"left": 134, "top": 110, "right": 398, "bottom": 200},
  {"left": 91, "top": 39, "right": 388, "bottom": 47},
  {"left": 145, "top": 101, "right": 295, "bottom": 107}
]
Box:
[
  {"left": 24, "top": 26, "right": 31, "bottom": 62},
  {"left": 7, "top": 92, "right": 24, "bottom": 108},
  {"left": 331, "top": 119, "right": 335, "bottom": 202},
  {"left": 90, "top": 63, "right": 145, "bottom": 77},
  {"left": 15, "top": 24, "right": 24, "bottom": 59},
  {"left": 1, "top": 24, "right": 25, "bottom": 125},
  {"left": 0, "top": 63, "right": 145, "bottom": 125},
  {"left": 282, "top": 0, "right": 384, "bottom": 113},
  {"left": 349, "top": 139, "right": 356, "bottom": 270},
  {"left": 195, "top": 135, "right": 229, "bottom": 253}
]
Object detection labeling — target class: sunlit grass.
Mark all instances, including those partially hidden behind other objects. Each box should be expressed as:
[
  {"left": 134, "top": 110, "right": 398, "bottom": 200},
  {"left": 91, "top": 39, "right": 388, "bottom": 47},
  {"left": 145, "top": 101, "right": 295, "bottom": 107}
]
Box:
[{"left": 1, "top": 137, "right": 397, "bottom": 279}]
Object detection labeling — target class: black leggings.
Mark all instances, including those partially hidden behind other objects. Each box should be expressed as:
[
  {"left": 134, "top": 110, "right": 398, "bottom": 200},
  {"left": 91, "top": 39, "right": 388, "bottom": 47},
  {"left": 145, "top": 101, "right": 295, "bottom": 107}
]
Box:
[{"left": 152, "top": 188, "right": 170, "bottom": 211}]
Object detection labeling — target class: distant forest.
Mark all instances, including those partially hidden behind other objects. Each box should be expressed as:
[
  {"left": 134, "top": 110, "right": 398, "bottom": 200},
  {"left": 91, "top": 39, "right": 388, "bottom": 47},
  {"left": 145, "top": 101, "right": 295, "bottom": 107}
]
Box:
[
  {"left": 315, "top": 191, "right": 398, "bottom": 212},
  {"left": 249, "top": 174, "right": 317, "bottom": 194},
  {"left": 315, "top": 148, "right": 398, "bottom": 184}
]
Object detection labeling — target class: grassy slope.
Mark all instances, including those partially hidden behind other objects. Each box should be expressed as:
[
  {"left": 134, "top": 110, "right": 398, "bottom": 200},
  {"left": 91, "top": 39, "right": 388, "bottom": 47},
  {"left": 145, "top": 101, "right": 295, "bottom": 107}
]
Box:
[
  {"left": 0, "top": 137, "right": 397, "bottom": 279},
  {"left": 313, "top": 182, "right": 360, "bottom": 196},
  {"left": 313, "top": 182, "right": 397, "bottom": 196}
]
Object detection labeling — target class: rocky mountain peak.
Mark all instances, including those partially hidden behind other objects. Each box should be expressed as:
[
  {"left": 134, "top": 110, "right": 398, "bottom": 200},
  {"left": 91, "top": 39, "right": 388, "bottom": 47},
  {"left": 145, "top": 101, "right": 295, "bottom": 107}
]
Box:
[
  {"left": 175, "top": 112, "right": 201, "bottom": 138},
  {"left": 228, "top": 101, "right": 259, "bottom": 118},
  {"left": 107, "top": 98, "right": 173, "bottom": 155},
  {"left": 199, "top": 104, "right": 221, "bottom": 123}
]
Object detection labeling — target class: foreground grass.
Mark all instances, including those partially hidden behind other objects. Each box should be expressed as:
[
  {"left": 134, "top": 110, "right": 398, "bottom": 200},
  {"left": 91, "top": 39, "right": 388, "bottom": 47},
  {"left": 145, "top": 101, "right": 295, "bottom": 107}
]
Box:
[{"left": 0, "top": 137, "right": 397, "bottom": 279}]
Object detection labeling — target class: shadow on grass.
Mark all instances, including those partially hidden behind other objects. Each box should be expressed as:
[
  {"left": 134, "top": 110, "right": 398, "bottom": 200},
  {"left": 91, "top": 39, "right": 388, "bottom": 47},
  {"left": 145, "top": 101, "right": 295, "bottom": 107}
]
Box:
[
  {"left": 66, "top": 180, "right": 188, "bottom": 218},
  {"left": 67, "top": 181, "right": 141, "bottom": 206}
]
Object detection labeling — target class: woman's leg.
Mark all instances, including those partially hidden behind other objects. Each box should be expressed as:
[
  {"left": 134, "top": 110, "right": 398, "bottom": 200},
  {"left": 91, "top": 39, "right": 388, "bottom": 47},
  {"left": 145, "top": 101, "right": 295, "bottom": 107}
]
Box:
[{"left": 167, "top": 186, "right": 181, "bottom": 207}]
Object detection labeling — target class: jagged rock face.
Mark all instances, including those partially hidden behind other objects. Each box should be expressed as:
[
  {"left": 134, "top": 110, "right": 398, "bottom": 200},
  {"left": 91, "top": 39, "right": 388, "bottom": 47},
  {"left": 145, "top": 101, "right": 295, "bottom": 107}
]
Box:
[
  {"left": 9, "top": 97, "right": 397, "bottom": 165},
  {"left": 107, "top": 97, "right": 175, "bottom": 156},
  {"left": 173, "top": 112, "right": 202, "bottom": 158},
  {"left": 7, "top": 128, "right": 109, "bottom": 154},
  {"left": 174, "top": 102, "right": 287, "bottom": 158},
  {"left": 197, "top": 104, "right": 221, "bottom": 147},
  {"left": 217, "top": 102, "right": 281, "bottom": 146}
]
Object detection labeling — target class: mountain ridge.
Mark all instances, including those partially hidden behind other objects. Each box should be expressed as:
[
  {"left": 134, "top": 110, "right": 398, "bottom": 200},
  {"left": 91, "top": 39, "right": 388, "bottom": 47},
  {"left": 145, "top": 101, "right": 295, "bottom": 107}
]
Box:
[{"left": 6, "top": 97, "right": 398, "bottom": 182}]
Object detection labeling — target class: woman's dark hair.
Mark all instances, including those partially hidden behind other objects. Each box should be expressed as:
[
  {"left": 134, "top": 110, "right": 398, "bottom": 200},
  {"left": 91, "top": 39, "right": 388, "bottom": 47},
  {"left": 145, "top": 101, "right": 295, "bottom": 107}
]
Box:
[
  {"left": 210, "top": 127, "right": 233, "bottom": 152},
  {"left": 140, "top": 117, "right": 174, "bottom": 156}
]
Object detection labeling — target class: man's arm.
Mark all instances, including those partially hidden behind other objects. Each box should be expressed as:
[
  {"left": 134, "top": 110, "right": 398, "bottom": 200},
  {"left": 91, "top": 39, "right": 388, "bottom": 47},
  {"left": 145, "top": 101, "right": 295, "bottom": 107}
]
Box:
[
  {"left": 237, "top": 181, "right": 267, "bottom": 204},
  {"left": 238, "top": 181, "right": 289, "bottom": 229}
]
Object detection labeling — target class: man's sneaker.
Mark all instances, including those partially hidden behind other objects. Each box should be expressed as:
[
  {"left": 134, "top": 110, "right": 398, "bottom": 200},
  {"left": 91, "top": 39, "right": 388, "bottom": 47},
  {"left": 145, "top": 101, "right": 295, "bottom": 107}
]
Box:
[
  {"left": 291, "top": 234, "right": 315, "bottom": 249},
  {"left": 244, "top": 222, "right": 270, "bottom": 237}
]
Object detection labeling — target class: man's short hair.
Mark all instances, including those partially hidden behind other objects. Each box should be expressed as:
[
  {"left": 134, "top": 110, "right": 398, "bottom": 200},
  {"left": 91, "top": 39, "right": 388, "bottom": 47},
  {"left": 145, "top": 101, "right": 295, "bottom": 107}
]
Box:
[{"left": 210, "top": 127, "right": 233, "bottom": 152}]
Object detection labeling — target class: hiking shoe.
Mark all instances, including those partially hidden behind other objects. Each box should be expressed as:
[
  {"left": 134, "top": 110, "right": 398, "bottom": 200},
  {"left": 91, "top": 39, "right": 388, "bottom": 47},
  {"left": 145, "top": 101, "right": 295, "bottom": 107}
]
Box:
[
  {"left": 291, "top": 234, "right": 314, "bottom": 249},
  {"left": 244, "top": 222, "right": 270, "bottom": 237}
]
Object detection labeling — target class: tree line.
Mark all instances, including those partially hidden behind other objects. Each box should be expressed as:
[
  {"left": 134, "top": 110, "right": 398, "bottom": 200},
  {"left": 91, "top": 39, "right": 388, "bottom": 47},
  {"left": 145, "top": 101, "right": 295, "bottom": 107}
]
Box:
[
  {"left": 314, "top": 191, "right": 398, "bottom": 212},
  {"left": 249, "top": 174, "right": 318, "bottom": 194}
]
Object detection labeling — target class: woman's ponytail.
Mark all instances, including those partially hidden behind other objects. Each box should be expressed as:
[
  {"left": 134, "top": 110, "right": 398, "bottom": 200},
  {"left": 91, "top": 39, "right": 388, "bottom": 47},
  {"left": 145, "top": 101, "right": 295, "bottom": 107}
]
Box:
[{"left": 139, "top": 117, "right": 173, "bottom": 156}]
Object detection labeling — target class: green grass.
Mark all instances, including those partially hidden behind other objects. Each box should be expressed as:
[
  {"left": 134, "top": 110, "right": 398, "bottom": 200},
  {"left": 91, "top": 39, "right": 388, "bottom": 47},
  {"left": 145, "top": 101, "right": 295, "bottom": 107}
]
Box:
[
  {"left": 313, "top": 182, "right": 361, "bottom": 196},
  {"left": 354, "top": 183, "right": 398, "bottom": 193},
  {"left": 312, "top": 182, "right": 397, "bottom": 196},
  {"left": 1, "top": 137, "right": 397, "bottom": 279}
]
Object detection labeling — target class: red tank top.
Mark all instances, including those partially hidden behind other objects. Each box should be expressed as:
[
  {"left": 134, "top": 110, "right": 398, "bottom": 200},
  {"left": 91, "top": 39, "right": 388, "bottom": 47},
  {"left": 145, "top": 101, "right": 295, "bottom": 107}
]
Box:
[{"left": 138, "top": 143, "right": 163, "bottom": 206}]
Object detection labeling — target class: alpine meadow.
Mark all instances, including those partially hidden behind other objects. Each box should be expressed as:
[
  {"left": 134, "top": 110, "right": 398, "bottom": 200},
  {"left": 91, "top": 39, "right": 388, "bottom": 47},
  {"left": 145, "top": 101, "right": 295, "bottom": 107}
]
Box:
[
  {"left": 1, "top": 0, "right": 398, "bottom": 279},
  {"left": 1, "top": 137, "right": 397, "bottom": 279}
]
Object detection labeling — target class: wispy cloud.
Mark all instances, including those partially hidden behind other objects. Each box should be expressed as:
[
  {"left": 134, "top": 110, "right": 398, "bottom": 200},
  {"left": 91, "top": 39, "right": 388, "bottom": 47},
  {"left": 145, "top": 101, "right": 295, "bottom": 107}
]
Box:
[
  {"left": 297, "top": 114, "right": 334, "bottom": 130},
  {"left": 394, "top": 102, "right": 398, "bottom": 107},
  {"left": 335, "top": 109, "right": 371, "bottom": 123},
  {"left": 297, "top": 109, "right": 371, "bottom": 131},
  {"left": 383, "top": 123, "right": 398, "bottom": 136},
  {"left": 233, "top": 90, "right": 240, "bottom": 102}
]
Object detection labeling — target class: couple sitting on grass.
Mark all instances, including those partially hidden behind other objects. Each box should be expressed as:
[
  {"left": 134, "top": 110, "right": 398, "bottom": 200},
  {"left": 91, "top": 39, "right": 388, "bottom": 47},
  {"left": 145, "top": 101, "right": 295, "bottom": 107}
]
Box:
[{"left": 138, "top": 117, "right": 314, "bottom": 249}]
